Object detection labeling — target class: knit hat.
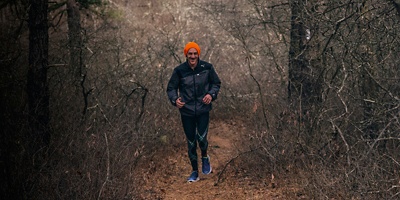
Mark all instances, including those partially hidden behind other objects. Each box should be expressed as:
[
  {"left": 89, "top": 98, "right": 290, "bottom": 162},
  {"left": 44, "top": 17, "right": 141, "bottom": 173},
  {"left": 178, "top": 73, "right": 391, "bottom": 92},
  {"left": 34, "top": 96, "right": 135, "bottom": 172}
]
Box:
[{"left": 184, "top": 42, "right": 201, "bottom": 57}]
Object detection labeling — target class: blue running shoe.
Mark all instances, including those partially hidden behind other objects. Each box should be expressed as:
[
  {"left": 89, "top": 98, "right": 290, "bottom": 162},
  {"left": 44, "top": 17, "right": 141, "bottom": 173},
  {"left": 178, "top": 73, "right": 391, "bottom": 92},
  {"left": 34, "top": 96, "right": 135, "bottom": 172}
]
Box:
[
  {"left": 202, "top": 155, "right": 212, "bottom": 174},
  {"left": 187, "top": 171, "right": 199, "bottom": 182}
]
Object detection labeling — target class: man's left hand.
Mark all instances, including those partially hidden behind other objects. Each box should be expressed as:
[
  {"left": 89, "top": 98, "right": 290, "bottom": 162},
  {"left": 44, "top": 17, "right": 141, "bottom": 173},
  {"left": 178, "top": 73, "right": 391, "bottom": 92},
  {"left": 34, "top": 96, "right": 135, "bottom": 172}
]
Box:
[{"left": 202, "top": 94, "right": 212, "bottom": 104}]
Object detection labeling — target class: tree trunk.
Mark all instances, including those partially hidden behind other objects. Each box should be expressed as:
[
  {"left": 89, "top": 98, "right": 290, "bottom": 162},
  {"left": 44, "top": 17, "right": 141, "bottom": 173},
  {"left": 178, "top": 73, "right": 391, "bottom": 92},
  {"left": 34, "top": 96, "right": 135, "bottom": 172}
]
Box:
[
  {"left": 288, "top": 0, "right": 309, "bottom": 115},
  {"left": 288, "top": 0, "right": 323, "bottom": 133},
  {"left": 67, "top": 0, "right": 83, "bottom": 85},
  {"left": 67, "top": 0, "right": 91, "bottom": 117},
  {"left": 28, "top": 0, "right": 50, "bottom": 154}
]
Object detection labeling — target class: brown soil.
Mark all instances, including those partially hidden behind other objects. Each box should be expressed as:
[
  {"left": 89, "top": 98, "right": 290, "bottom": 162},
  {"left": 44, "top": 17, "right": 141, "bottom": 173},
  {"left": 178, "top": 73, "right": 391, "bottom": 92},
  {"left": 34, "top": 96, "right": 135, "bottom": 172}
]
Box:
[{"left": 135, "top": 120, "right": 301, "bottom": 199}]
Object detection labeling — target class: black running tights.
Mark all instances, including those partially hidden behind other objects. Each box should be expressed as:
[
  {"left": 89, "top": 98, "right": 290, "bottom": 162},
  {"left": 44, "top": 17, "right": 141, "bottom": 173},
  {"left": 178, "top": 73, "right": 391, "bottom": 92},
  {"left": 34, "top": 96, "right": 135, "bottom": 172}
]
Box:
[{"left": 181, "top": 112, "right": 209, "bottom": 172}]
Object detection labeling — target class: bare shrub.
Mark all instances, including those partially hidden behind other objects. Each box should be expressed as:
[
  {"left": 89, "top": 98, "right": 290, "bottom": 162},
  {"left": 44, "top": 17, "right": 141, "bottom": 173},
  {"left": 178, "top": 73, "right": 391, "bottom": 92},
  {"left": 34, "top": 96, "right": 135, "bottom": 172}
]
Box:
[
  {"left": 2, "top": 0, "right": 399, "bottom": 199},
  {"left": 200, "top": 0, "right": 400, "bottom": 199}
]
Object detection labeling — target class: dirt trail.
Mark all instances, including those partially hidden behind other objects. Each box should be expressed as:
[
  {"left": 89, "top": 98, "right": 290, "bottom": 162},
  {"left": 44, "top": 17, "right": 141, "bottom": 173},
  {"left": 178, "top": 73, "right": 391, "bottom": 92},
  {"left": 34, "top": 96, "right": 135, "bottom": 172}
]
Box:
[{"left": 137, "top": 120, "right": 290, "bottom": 199}]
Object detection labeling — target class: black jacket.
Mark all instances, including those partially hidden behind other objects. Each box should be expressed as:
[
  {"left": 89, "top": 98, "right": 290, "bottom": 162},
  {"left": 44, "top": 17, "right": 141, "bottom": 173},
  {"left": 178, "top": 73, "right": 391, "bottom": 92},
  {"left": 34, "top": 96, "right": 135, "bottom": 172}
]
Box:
[{"left": 167, "top": 59, "right": 221, "bottom": 116}]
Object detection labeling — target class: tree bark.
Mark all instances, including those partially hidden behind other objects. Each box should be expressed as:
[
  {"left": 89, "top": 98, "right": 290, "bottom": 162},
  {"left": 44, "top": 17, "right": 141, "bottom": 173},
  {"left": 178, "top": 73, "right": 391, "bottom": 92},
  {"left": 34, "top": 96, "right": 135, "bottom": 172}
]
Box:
[
  {"left": 28, "top": 0, "right": 50, "bottom": 153},
  {"left": 288, "top": 0, "right": 309, "bottom": 114},
  {"left": 67, "top": 0, "right": 83, "bottom": 84},
  {"left": 67, "top": 0, "right": 92, "bottom": 118}
]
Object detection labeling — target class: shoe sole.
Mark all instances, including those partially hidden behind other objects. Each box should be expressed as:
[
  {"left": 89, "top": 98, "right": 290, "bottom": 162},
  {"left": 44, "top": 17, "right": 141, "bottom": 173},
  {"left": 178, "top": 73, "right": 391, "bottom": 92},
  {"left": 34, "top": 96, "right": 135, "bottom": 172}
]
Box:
[{"left": 187, "top": 177, "right": 200, "bottom": 182}]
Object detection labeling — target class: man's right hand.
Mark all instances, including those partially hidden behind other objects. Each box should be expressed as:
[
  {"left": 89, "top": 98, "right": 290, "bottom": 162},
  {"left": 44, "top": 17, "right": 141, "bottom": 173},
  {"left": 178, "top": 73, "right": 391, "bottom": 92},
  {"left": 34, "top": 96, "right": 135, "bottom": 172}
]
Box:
[{"left": 176, "top": 97, "right": 185, "bottom": 108}]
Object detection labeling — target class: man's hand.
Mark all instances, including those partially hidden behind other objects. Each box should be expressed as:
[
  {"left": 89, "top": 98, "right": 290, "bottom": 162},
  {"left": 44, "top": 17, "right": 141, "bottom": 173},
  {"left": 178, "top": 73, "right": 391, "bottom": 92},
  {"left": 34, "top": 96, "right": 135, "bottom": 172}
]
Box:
[
  {"left": 202, "top": 94, "right": 212, "bottom": 105},
  {"left": 176, "top": 97, "right": 185, "bottom": 108}
]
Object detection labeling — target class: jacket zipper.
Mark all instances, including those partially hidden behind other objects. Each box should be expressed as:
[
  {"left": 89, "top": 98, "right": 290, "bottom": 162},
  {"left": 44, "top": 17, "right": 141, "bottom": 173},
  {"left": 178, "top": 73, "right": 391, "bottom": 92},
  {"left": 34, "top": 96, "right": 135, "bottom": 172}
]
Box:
[{"left": 193, "top": 71, "right": 197, "bottom": 116}]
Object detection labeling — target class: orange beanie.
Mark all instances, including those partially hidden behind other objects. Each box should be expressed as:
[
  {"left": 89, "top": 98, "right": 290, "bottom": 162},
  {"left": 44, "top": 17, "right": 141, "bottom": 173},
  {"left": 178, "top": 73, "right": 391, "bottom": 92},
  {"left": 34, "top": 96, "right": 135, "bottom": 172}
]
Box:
[{"left": 184, "top": 42, "right": 201, "bottom": 57}]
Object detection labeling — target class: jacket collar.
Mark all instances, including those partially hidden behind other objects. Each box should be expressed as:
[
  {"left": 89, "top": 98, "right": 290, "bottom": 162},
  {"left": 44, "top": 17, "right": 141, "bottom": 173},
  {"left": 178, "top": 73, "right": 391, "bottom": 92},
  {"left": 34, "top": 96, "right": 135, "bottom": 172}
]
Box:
[{"left": 185, "top": 58, "right": 201, "bottom": 70}]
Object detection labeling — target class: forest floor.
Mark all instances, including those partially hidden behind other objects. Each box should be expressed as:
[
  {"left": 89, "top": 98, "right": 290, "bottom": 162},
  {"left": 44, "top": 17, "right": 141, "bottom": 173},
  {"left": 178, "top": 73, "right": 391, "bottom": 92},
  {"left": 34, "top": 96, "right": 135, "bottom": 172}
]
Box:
[{"left": 134, "top": 119, "right": 307, "bottom": 200}]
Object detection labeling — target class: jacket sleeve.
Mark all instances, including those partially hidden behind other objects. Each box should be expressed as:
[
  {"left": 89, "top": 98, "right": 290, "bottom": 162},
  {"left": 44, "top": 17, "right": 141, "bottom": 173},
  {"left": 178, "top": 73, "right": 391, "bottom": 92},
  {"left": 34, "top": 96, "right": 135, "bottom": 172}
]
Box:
[
  {"left": 167, "top": 68, "right": 180, "bottom": 106},
  {"left": 208, "top": 65, "right": 221, "bottom": 101}
]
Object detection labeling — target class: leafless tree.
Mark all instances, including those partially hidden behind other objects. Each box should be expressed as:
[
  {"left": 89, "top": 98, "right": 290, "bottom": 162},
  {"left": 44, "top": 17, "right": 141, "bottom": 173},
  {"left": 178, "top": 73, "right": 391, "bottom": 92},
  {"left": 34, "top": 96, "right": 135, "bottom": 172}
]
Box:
[{"left": 27, "top": 0, "right": 50, "bottom": 157}]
